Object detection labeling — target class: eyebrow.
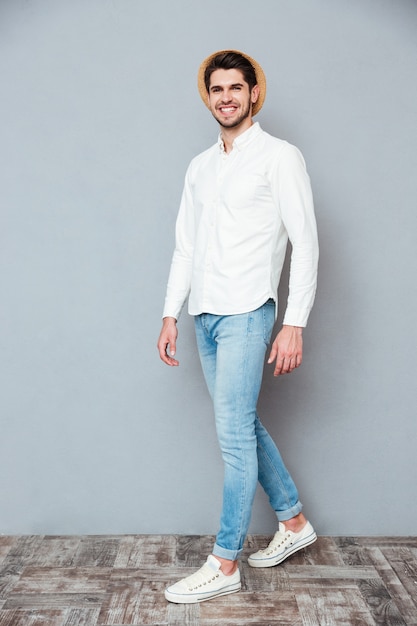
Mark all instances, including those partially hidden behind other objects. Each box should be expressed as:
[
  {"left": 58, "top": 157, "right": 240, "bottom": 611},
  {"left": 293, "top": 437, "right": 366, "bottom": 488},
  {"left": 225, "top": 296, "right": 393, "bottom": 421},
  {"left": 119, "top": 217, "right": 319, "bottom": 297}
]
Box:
[{"left": 210, "top": 82, "right": 245, "bottom": 91}]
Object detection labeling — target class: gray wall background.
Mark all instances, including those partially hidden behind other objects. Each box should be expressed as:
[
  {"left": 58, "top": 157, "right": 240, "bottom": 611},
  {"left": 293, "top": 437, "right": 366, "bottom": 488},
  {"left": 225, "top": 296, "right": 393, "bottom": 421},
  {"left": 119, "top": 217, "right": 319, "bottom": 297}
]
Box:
[{"left": 1, "top": 0, "right": 416, "bottom": 536}]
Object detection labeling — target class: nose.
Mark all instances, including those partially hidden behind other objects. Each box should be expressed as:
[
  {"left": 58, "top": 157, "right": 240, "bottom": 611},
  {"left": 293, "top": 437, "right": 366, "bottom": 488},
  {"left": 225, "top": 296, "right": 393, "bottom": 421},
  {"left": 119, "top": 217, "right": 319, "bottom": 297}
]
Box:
[{"left": 221, "top": 89, "right": 233, "bottom": 103}]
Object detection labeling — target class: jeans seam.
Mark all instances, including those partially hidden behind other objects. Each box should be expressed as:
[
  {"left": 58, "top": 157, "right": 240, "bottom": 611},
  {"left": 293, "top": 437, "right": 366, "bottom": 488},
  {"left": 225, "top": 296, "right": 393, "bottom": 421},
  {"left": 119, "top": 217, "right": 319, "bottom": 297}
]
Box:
[
  {"left": 257, "top": 441, "right": 294, "bottom": 511},
  {"left": 262, "top": 302, "right": 274, "bottom": 344},
  {"left": 234, "top": 312, "right": 250, "bottom": 552}
]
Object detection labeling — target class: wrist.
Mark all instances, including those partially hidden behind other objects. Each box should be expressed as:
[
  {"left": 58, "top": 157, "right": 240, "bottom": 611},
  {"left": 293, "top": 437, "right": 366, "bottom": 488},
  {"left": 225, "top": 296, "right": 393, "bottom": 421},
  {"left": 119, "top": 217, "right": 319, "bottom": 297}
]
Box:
[
  {"left": 283, "top": 325, "right": 303, "bottom": 335},
  {"left": 163, "top": 316, "right": 177, "bottom": 324}
]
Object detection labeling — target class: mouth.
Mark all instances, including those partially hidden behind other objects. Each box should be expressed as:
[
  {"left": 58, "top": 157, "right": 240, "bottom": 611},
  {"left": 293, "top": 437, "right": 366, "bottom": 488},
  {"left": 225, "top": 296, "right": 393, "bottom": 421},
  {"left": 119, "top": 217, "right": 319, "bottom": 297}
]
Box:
[{"left": 218, "top": 105, "right": 238, "bottom": 115}]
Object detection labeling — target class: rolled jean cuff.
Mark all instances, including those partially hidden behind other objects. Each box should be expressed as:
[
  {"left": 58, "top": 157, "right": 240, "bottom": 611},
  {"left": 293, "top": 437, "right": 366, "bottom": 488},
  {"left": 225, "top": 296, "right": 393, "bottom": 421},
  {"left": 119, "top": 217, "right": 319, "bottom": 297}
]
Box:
[
  {"left": 213, "top": 542, "right": 242, "bottom": 561},
  {"left": 275, "top": 500, "right": 303, "bottom": 522}
]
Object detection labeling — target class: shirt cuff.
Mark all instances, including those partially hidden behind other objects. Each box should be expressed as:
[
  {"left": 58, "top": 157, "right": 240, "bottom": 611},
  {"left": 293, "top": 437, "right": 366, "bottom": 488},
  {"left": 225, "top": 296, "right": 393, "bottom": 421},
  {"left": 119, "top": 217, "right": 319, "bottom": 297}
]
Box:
[
  {"left": 282, "top": 307, "right": 311, "bottom": 328},
  {"left": 162, "top": 301, "right": 184, "bottom": 321}
]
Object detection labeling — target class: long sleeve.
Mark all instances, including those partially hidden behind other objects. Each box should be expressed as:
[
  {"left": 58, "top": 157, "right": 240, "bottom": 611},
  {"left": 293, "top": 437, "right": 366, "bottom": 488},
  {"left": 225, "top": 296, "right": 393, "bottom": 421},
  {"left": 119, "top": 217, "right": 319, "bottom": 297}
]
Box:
[
  {"left": 273, "top": 144, "right": 319, "bottom": 327},
  {"left": 162, "top": 167, "right": 195, "bottom": 320}
]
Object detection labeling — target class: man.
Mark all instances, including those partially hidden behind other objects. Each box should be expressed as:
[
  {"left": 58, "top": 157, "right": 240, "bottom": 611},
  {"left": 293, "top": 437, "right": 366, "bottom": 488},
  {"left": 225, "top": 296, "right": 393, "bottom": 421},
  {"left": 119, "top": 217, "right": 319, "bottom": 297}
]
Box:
[{"left": 157, "top": 50, "right": 319, "bottom": 604}]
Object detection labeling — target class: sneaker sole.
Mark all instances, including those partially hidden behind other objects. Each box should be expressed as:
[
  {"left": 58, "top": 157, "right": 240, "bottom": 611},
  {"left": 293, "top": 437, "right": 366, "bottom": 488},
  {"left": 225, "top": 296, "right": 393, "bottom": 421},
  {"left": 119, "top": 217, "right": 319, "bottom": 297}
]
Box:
[
  {"left": 248, "top": 532, "right": 317, "bottom": 568},
  {"left": 165, "top": 581, "right": 241, "bottom": 604}
]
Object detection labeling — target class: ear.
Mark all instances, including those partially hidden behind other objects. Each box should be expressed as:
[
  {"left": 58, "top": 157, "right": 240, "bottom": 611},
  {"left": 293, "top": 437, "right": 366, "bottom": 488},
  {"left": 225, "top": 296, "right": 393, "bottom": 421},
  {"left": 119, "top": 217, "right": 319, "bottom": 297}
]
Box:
[{"left": 251, "top": 84, "right": 260, "bottom": 104}]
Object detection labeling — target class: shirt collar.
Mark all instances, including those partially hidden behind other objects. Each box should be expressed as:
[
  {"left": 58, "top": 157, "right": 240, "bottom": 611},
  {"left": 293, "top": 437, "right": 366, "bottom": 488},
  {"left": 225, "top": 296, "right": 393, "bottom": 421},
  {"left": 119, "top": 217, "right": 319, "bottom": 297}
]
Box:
[{"left": 217, "top": 122, "right": 262, "bottom": 153}]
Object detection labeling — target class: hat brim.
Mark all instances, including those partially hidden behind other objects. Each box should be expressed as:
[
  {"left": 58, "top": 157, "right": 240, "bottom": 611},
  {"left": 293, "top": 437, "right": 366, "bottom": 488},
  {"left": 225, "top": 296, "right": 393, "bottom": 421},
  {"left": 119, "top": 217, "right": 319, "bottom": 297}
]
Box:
[{"left": 197, "top": 49, "right": 266, "bottom": 117}]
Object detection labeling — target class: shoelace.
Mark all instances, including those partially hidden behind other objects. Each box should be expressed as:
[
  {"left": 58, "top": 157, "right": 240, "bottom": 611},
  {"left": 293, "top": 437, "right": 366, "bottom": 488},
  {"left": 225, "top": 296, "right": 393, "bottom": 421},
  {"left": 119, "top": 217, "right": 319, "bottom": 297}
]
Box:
[
  {"left": 261, "top": 530, "right": 293, "bottom": 555},
  {"left": 181, "top": 563, "right": 221, "bottom": 591}
]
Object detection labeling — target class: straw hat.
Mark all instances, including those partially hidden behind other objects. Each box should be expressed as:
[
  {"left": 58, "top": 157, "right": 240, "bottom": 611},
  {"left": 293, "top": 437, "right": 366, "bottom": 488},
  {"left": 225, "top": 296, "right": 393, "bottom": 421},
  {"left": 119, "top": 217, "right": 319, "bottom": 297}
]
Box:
[{"left": 197, "top": 50, "right": 266, "bottom": 116}]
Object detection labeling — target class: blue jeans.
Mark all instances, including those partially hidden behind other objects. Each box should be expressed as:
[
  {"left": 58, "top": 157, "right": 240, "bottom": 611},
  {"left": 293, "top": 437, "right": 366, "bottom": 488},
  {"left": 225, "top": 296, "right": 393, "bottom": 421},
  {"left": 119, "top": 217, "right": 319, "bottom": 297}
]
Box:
[{"left": 194, "top": 300, "right": 302, "bottom": 561}]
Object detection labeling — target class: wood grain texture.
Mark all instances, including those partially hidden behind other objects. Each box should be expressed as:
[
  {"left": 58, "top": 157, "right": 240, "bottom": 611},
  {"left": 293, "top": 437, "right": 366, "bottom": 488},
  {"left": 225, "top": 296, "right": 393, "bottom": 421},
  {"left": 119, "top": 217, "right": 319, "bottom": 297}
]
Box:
[{"left": 0, "top": 534, "right": 415, "bottom": 625}]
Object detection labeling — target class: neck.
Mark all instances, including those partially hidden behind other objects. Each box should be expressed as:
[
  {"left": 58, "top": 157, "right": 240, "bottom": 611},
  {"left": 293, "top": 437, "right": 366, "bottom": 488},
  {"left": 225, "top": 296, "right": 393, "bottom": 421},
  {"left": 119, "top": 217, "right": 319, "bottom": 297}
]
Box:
[{"left": 220, "top": 118, "right": 254, "bottom": 153}]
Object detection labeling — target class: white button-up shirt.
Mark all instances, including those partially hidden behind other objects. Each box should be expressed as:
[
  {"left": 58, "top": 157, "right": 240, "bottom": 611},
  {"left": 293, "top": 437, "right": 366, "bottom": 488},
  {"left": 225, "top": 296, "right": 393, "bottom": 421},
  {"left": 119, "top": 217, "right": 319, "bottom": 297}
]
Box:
[{"left": 163, "top": 122, "right": 318, "bottom": 327}]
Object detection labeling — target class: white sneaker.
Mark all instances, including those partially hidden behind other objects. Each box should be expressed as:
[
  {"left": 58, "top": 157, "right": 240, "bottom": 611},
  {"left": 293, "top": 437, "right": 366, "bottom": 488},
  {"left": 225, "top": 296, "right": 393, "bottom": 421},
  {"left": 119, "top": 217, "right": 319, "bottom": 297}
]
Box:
[
  {"left": 165, "top": 555, "right": 241, "bottom": 604},
  {"left": 248, "top": 521, "right": 317, "bottom": 568}
]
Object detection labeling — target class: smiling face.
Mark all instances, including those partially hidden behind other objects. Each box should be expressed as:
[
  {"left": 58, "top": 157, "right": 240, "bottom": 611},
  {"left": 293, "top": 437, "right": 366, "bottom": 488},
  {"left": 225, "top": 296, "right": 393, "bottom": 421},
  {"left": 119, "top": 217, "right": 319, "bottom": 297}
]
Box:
[{"left": 207, "top": 68, "right": 260, "bottom": 131}]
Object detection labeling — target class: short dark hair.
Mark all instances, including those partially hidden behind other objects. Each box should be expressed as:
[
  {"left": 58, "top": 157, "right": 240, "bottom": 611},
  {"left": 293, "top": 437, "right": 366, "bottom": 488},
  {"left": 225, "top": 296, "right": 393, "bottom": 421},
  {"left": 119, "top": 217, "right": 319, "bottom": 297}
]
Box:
[{"left": 204, "top": 51, "right": 257, "bottom": 93}]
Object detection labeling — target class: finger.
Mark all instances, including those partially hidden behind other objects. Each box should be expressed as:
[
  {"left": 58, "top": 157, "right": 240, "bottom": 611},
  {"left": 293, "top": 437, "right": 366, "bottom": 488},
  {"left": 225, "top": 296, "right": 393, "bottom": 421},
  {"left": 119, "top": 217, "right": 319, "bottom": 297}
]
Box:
[
  {"left": 165, "top": 355, "right": 180, "bottom": 366},
  {"left": 169, "top": 337, "right": 176, "bottom": 357},
  {"left": 274, "top": 357, "right": 285, "bottom": 376},
  {"left": 161, "top": 350, "right": 179, "bottom": 367},
  {"left": 166, "top": 344, "right": 179, "bottom": 366},
  {"left": 278, "top": 356, "right": 301, "bottom": 375},
  {"left": 166, "top": 334, "right": 179, "bottom": 365},
  {"left": 157, "top": 338, "right": 167, "bottom": 360},
  {"left": 157, "top": 340, "right": 178, "bottom": 366},
  {"left": 275, "top": 356, "right": 298, "bottom": 376},
  {"left": 288, "top": 354, "right": 301, "bottom": 370},
  {"left": 267, "top": 344, "right": 278, "bottom": 364}
]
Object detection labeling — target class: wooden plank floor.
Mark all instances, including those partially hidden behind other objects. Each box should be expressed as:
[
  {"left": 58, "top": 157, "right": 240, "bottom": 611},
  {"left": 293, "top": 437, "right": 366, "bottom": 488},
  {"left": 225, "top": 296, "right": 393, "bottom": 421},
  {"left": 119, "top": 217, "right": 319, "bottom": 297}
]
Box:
[{"left": 0, "top": 534, "right": 416, "bottom": 625}]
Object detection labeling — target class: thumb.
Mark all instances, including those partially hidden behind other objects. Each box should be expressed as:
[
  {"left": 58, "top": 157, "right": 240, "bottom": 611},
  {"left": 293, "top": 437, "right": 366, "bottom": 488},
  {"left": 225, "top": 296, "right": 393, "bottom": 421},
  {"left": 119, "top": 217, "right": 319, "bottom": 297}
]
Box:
[
  {"left": 268, "top": 343, "right": 278, "bottom": 364},
  {"left": 169, "top": 332, "right": 177, "bottom": 356}
]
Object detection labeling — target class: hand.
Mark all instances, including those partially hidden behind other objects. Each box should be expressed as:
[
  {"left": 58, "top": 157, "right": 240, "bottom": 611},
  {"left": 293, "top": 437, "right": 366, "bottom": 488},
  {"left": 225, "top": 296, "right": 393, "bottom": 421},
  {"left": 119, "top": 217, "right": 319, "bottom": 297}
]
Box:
[
  {"left": 268, "top": 325, "right": 303, "bottom": 376},
  {"left": 157, "top": 317, "right": 179, "bottom": 366}
]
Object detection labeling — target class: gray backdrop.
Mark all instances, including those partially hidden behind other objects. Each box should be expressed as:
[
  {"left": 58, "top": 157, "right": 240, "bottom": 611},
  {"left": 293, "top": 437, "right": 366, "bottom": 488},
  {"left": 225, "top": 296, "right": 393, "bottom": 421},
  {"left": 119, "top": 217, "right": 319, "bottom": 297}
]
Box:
[{"left": 1, "top": 0, "right": 416, "bottom": 536}]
